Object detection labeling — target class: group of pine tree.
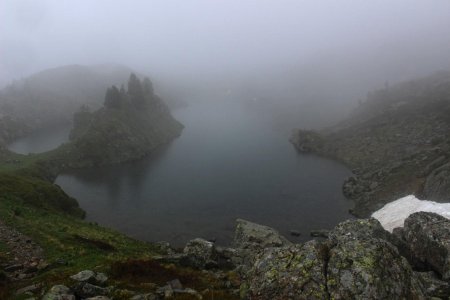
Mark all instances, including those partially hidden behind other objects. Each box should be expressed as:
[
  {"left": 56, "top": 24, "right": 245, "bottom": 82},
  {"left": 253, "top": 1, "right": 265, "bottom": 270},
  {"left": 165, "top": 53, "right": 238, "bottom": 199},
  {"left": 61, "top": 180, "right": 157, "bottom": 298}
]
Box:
[
  {"left": 104, "top": 73, "right": 160, "bottom": 110},
  {"left": 70, "top": 73, "right": 170, "bottom": 141}
]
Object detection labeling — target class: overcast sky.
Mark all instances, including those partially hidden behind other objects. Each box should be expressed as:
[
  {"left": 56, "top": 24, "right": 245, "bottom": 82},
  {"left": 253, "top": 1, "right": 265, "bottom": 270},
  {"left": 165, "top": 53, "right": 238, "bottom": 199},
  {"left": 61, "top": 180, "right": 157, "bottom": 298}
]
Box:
[{"left": 1, "top": 0, "right": 450, "bottom": 86}]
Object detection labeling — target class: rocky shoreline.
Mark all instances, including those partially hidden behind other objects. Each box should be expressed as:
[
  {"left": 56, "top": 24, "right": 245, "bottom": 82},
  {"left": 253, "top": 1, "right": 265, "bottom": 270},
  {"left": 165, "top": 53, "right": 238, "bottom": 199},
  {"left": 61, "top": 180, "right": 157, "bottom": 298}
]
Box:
[
  {"left": 8, "top": 212, "right": 449, "bottom": 299},
  {"left": 290, "top": 71, "right": 450, "bottom": 217}
]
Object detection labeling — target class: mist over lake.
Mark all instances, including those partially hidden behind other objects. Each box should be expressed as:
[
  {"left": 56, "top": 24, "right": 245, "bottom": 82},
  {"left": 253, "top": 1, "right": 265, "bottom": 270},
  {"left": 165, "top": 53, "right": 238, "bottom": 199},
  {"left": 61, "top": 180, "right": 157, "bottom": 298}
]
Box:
[{"left": 52, "top": 98, "right": 352, "bottom": 246}]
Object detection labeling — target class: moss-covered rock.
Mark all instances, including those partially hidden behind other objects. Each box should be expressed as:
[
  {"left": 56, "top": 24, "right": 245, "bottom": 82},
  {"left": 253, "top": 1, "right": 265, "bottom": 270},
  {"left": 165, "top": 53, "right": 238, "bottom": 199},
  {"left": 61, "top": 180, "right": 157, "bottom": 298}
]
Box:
[
  {"left": 243, "top": 218, "right": 426, "bottom": 299},
  {"left": 245, "top": 241, "right": 329, "bottom": 300}
]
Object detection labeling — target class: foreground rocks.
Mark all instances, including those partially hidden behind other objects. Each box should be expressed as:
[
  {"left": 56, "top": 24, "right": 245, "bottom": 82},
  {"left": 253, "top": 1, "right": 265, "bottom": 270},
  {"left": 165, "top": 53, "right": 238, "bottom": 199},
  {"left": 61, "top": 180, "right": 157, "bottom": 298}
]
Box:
[
  {"left": 12, "top": 213, "right": 450, "bottom": 299},
  {"left": 244, "top": 219, "right": 426, "bottom": 299},
  {"left": 394, "top": 212, "right": 450, "bottom": 280}
]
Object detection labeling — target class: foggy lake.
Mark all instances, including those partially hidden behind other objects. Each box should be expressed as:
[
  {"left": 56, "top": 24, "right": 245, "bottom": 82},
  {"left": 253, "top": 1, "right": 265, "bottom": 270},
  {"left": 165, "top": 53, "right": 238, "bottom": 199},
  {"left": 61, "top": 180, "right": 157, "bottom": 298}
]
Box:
[
  {"left": 16, "top": 99, "right": 352, "bottom": 247},
  {"left": 8, "top": 125, "right": 71, "bottom": 154}
]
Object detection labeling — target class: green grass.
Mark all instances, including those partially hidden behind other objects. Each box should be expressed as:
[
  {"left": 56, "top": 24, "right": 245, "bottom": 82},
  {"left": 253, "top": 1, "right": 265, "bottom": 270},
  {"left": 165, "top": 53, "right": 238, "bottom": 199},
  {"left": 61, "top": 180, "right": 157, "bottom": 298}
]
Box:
[{"left": 0, "top": 196, "right": 239, "bottom": 299}]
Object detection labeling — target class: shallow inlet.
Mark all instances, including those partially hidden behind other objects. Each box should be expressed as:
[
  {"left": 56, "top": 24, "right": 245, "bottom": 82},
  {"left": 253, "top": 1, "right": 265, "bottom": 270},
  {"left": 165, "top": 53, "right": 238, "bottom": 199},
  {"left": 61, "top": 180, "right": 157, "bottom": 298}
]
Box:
[{"left": 12, "top": 98, "right": 353, "bottom": 247}]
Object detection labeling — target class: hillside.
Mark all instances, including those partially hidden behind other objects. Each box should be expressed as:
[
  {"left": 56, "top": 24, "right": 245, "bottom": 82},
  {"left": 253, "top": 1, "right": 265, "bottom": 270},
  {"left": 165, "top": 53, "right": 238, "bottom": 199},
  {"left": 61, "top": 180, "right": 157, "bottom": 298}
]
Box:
[
  {"left": 0, "top": 64, "right": 137, "bottom": 144},
  {"left": 291, "top": 71, "right": 450, "bottom": 216}
]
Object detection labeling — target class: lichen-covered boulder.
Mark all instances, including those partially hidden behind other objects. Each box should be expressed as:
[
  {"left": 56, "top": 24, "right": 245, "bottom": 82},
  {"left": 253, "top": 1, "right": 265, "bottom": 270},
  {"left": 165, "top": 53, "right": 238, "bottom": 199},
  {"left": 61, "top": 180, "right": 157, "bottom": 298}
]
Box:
[
  {"left": 233, "top": 219, "right": 291, "bottom": 249},
  {"left": 244, "top": 240, "right": 329, "bottom": 300},
  {"left": 242, "top": 218, "right": 426, "bottom": 299},
  {"left": 327, "top": 218, "right": 425, "bottom": 299},
  {"left": 401, "top": 212, "right": 450, "bottom": 280},
  {"left": 182, "top": 238, "right": 217, "bottom": 269}
]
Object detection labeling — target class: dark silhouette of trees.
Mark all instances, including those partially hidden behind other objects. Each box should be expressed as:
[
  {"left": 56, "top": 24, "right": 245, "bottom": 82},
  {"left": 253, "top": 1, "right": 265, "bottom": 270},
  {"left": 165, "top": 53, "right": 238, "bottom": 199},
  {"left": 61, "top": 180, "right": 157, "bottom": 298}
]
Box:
[
  {"left": 142, "top": 77, "right": 154, "bottom": 96},
  {"left": 104, "top": 85, "right": 122, "bottom": 108},
  {"left": 128, "top": 73, "right": 145, "bottom": 108},
  {"left": 119, "top": 84, "right": 126, "bottom": 95}
]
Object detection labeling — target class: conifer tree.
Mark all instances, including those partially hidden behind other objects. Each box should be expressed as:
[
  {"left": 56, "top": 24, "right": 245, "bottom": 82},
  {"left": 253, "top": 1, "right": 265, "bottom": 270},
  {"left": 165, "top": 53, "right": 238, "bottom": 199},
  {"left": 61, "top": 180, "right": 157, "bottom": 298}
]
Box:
[
  {"left": 104, "top": 85, "right": 122, "bottom": 108},
  {"left": 128, "top": 73, "right": 145, "bottom": 108}
]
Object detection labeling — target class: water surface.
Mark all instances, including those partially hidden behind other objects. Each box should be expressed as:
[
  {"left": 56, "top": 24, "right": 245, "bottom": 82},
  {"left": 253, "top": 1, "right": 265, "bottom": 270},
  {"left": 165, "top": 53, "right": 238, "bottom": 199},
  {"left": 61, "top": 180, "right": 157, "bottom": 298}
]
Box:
[
  {"left": 8, "top": 125, "right": 71, "bottom": 154},
  {"left": 52, "top": 99, "right": 353, "bottom": 246}
]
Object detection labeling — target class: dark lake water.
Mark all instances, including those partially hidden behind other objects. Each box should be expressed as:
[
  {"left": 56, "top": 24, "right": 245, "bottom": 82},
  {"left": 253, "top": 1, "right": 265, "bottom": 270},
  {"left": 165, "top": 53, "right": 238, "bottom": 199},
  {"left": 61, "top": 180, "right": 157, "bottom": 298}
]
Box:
[{"left": 12, "top": 99, "right": 353, "bottom": 246}]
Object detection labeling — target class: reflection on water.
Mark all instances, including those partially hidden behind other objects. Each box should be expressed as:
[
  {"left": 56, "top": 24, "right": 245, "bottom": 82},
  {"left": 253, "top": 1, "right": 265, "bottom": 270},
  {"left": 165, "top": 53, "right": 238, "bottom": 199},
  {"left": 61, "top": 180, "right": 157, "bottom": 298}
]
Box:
[{"left": 56, "top": 99, "right": 353, "bottom": 246}]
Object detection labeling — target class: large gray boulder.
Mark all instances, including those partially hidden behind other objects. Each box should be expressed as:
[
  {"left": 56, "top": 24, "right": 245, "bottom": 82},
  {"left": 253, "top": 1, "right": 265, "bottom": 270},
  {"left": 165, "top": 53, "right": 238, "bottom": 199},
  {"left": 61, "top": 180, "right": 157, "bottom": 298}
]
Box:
[
  {"left": 401, "top": 212, "right": 450, "bottom": 280},
  {"left": 233, "top": 219, "right": 291, "bottom": 249},
  {"left": 242, "top": 218, "right": 426, "bottom": 299},
  {"left": 327, "top": 219, "right": 425, "bottom": 299}
]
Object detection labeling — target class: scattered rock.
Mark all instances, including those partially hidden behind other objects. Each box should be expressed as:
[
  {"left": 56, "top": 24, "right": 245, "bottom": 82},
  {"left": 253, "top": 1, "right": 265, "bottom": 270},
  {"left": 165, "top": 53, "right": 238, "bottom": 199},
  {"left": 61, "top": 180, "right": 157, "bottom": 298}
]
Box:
[
  {"left": 4, "top": 264, "right": 23, "bottom": 272},
  {"left": 182, "top": 238, "right": 217, "bottom": 269},
  {"left": 310, "top": 229, "right": 329, "bottom": 238},
  {"left": 70, "top": 270, "right": 108, "bottom": 285},
  {"left": 156, "top": 285, "right": 173, "bottom": 298},
  {"left": 167, "top": 279, "right": 183, "bottom": 290},
  {"left": 42, "top": 285, "right": 75, "bottom": 300},
  {"left": 233, "top": 219, "right": 291, "bottom": 249},
  {"left": 174, "top": 288, "right": 202, "bottom": 299},
  {"left": 289, "top": 230, "right": 301, "bottom": 237},
  {"left": 130, "top": 294, "right": 157, "bottom": 300},
  {"left": 73, "top": 282, "right": 110, "bottom": 298},
  {"left": 16, "top": 283, "right": 42, "bottom": 295}
]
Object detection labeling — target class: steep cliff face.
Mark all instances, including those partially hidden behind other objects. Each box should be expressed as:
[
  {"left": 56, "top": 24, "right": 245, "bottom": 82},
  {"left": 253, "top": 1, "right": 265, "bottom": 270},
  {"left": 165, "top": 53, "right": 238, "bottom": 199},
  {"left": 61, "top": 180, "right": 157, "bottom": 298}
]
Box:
[{"left": 291, "top": 71, "right": 450, "bottom": 216}]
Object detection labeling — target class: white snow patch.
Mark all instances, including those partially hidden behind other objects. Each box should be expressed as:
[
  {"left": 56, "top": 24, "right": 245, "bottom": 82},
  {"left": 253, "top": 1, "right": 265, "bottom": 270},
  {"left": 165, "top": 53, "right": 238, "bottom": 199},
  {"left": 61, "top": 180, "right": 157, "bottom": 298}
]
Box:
[{"left": 371, "top": 195, "right": 450, "bottom": 232}]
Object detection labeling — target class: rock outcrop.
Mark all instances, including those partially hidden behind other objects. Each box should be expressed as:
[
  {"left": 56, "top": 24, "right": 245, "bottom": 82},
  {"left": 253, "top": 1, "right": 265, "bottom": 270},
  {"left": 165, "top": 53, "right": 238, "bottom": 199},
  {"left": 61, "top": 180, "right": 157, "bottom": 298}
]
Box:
[
  {"left": 243, "top": 218, "right": 425, "bottom": 299},
  {"left": 396, "top": 212, "right": 450, "bottom": 280},
  {"left": 10, "top": 215, "right": 450, "bottom": 299},
  {"left": 290, "top": 70, "right": 450, "bottom": 217}
]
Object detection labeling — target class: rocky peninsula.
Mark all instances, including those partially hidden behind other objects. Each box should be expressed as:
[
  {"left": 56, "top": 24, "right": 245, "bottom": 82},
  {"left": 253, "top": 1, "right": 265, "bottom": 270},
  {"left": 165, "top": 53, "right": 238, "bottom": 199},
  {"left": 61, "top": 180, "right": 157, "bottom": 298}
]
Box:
[{"left": 291, "top": 71, "right": 450, "bottom": 216}]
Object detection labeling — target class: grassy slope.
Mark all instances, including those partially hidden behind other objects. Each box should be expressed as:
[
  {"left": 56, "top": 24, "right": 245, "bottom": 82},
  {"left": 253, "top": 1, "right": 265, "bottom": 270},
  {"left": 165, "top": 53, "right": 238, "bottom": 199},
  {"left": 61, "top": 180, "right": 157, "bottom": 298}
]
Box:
[{"left": 0, "top": 145, "right": 237, "bottom": 300}]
